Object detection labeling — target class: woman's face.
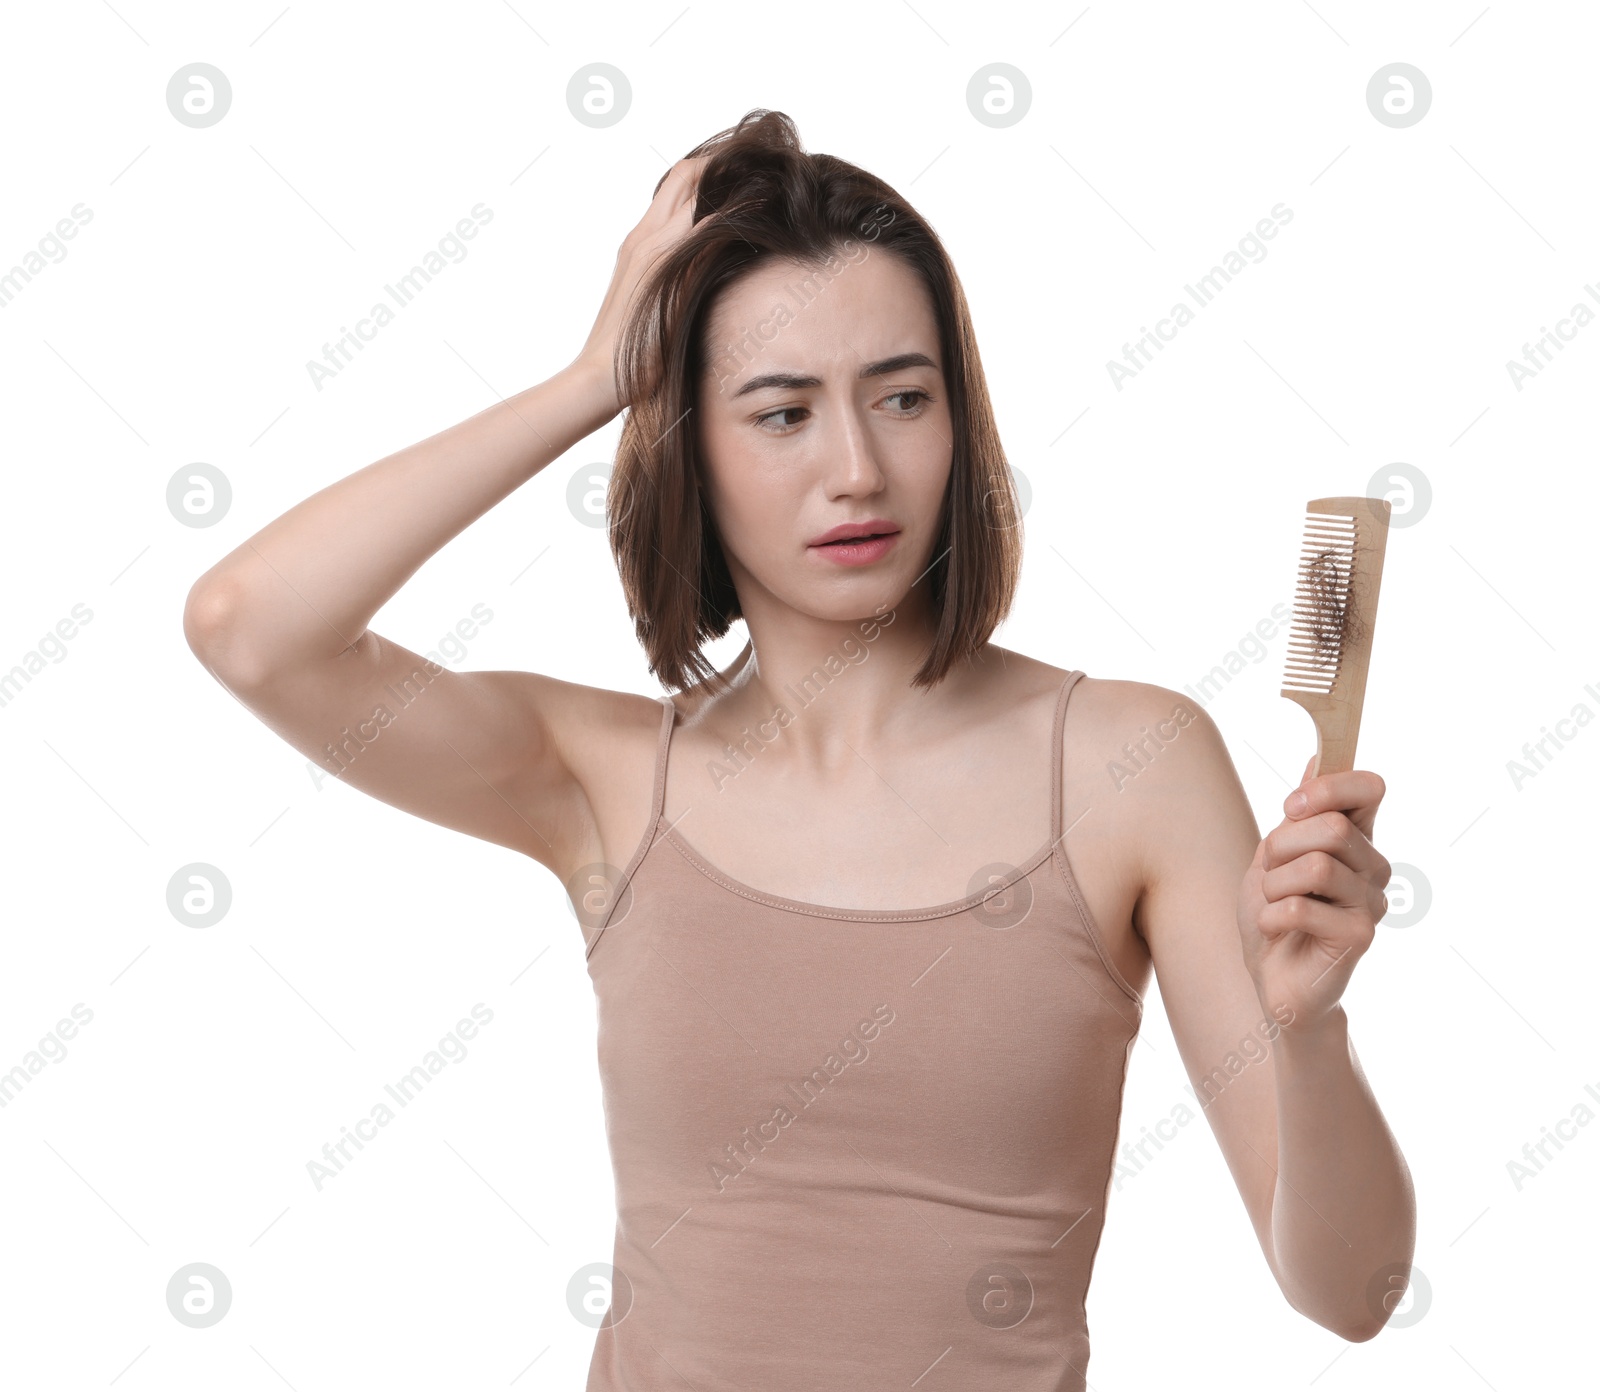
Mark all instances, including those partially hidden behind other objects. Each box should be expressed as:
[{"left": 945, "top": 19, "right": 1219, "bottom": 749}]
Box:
[{"left": 696, "top": 249, "right": 954, "bottom": 626}]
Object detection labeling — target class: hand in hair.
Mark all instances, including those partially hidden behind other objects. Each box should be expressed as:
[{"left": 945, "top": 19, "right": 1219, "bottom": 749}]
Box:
[{"left": 574, "top": 154, "right": 711, "bottom": 413}]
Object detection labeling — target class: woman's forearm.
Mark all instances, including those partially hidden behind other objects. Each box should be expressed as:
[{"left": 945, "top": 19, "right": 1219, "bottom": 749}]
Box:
[
  {"left": 1268, "top": 1006, "right": 1417, "bottom": 1341},
  {"left": 185, "top": 357, "right": 618, "bottom": 678}
]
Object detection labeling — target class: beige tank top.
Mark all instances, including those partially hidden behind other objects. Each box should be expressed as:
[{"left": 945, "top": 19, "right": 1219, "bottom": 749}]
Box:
[{"left": 581, "top": 668, "right": 1143, "bottom": 1389}]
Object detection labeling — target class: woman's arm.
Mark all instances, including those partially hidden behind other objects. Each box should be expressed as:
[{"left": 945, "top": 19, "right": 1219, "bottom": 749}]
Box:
[
  {"left": 182, "top": 362, "right": 620, "bottom": 866},
  {"left": 183, "top": 155, "right": 711, "bottom": 872},
  {"left": 1257, "top": 1002, "right": 1415, "bottom": 1340},
  {"left": 185, "top": 362, "right": 619, "bottom": 684},
  {"left": 1238, "top": 754, "right": 1416, "bottom": 1340},
  {"left": 1111, "top": 681, "right": 1415, "bottom": 1342}
]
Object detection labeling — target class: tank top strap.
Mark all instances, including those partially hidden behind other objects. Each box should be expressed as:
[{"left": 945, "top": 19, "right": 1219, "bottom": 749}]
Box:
[
  {"left": 648, "top": 694, "right": 676, "bottom": 829},
  {"left": 582, "top": 696, "right": 678, "bottom": 962},
  {"left": 1050, "top": 670, "right": 1087, "bottom": 846}
]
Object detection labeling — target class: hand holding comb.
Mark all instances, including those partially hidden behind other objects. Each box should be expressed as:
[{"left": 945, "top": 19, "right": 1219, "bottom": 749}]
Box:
[{"left": 1280, "top": 496, "right": 1391, "bottom": 777}]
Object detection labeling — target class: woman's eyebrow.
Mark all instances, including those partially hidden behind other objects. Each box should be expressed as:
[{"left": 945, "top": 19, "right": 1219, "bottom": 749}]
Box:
[{"left": 729, "top": 351, "right": 939, "bottom": 398}]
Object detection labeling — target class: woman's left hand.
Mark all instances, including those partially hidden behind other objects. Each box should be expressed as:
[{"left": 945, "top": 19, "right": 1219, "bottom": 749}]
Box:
[{"left": 1236, "top": 758, "right": 1392, "bottom": 1028}]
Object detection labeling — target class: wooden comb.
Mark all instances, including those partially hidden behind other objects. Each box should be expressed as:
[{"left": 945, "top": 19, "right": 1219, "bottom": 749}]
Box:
[{"left": 1280, "top": 496, "right": 1392, "bottom": 777}]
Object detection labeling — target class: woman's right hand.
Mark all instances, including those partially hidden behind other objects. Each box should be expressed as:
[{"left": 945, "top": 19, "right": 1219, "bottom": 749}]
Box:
[{"left": 573, "top": 154, "right": 710, "bottom": 416}]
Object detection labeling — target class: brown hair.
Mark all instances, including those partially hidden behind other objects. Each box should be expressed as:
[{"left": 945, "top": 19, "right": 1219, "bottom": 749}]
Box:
[{"left": 607, "top": 108, "right": 1022, "bottom": 694}]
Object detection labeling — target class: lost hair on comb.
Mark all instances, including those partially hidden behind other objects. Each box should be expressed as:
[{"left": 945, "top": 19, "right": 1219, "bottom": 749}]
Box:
[{"left": 1279, "top": 495, "right": 1392, "bottom": 778}]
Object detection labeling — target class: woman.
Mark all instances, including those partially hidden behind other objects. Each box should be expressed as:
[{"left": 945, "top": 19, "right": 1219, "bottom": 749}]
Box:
[{"left": 184, "top": 109, "right": 1415, "bottom": 1389}]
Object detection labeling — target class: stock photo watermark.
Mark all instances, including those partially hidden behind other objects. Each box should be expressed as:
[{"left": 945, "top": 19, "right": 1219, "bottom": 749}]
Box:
[
  {"left": 167, "top": 461, "right": 233, "bottom": 528},
  {"left": 1365, "top": 63, "right": 1432, "bottom": 128},
  {"left": 706, "top": 604, "right": 895, "bottom": 792},
  {"left": 1381, "top": 863, "right": 1431, "bottom": 928},
  {"left": 708, "top": 1003, "right": 895, "bottom": 1192},
  {"left": 1110, "top": 1103, "right": 1197, "bottom": 1191},
  {"left": 1106, "top": 701, "right": 1198, "bottom": 792},
  {"left": 1504, "top": 281, "right": 1600, "bottom": 391},
  {"left": 1107, "top": 203, "right": 1293, "bottom": 391},
  {"left": 707, "top": 203, "right": 895, "bottom": 392},
  {"left": 166, "top": 1262, "right": 232, "bottom": 1328},
  {"left": 1187, "top": 1004, "right": 1296, "bottom": 1108},
  {"left": 305, "top": 1004, "right": 494, "bottom": 1192},
  {"left": 966, "top": 1262, "right": 1033, "bottom": 1328},
  {"left": 1504, "top": 1080, "right": 1600, "bottom": 1192},
  {"left": 1113, "top": 1006, "right": 1296, "bottom": 1190},
  {"left": 564, "top": 860, "right": 634, "bottom": 942},
  {"left": 0, "top": 602, "right": 94, "bottom": 710},
  {"left": 0, "top": 202, "right": 93, "bottom": 311},
  {"left": 966, "top": 63, "right": 1032, "bottom": 127},
  {"left": 1367, "top": 461, "right": 1431, "bottom": 529},
  {"left": 305, "top": 203, "right": 495, "bottom": 392},
  {"left": 1365, "top": 1262, "right": 1431, "bottom": 1329},
  {"left": 566, "top": 63, "right": 631, "bottom": 128},
  {"left": 167, "top": 62, "right": 231, "bottom": 128},
  {"left": 964, "top": 860, "right": 1034, "bottom": 931},
  {"left": 567, "top": 1261, "right": 634, "bottom": 1328},
  {"left": 166, "top": 863, "right": 232, "bottom": 928},
  {"left": 0, "top": 1003, "right": 94, "bottom": 1110},
  {"left": 305, "top": 602, "right": 495, "bottom": 789},
  {"left": 1505, "top": 684, "right": 1599, "bottom": 790},
  {"left": 1179, "top": 601, "right": 1293, "bottom": 708}
]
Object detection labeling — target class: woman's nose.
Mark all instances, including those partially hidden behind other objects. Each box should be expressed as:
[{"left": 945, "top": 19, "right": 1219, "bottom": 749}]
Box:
[{"left": 825, "top": 409, "right": 886, "bottom": 494}]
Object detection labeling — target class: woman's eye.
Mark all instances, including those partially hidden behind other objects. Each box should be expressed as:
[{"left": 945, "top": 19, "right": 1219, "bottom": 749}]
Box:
[
  {"left": 756, "top": 406, "right": 808, "bottom": 432},
  {"left": 885, "top": 389, "right": 932, "bottom": 414}
]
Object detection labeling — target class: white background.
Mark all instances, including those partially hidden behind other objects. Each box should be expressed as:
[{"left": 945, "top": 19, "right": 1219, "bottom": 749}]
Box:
[{"left": 1, "top": 1, "right": 1593, "bottom": 1387}]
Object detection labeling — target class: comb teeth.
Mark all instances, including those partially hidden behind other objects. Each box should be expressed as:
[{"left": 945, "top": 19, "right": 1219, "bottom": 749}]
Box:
[{"left": 1282, "top": 512, "right": 1358, "bottom": 693}]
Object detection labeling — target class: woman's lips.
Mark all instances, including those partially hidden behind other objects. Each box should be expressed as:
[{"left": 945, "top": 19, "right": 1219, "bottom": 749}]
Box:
[{"left": 809, "top": 531, "right": 900, "bottom": 566}]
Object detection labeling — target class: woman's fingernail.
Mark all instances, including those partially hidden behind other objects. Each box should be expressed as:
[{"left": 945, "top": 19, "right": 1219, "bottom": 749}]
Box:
[{"left": 1287, "top": 791, "right": 1308, "bottom": 816}]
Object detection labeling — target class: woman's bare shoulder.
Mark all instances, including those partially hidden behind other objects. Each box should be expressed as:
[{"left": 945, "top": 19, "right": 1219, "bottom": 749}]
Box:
[
  {"left": 971, "top": 650, "right": 1194, "bottom": 726},
  {"left": 496, "top": 671, "right": 669, "bottom": 885},
  {"left": 516, "top": 660, "right": 788, "bottom": 887},
  {"left": 1064, "top": 672, "right": 1205, "bottom": 729},
  {"left": 1060, "top": 671, "right": 1239, "bottom": 838},
  {"left": 513, "top": 670, "right": 668, "bottom": 765},
  {"left": 1059, "top": 672, "right": 1225, "bottom": 797}
]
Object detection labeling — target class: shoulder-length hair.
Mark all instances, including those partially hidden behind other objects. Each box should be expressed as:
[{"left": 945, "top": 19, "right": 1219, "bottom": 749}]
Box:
[{"left": 608, "top": 108, "right": 1022, "bottom": 695}]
